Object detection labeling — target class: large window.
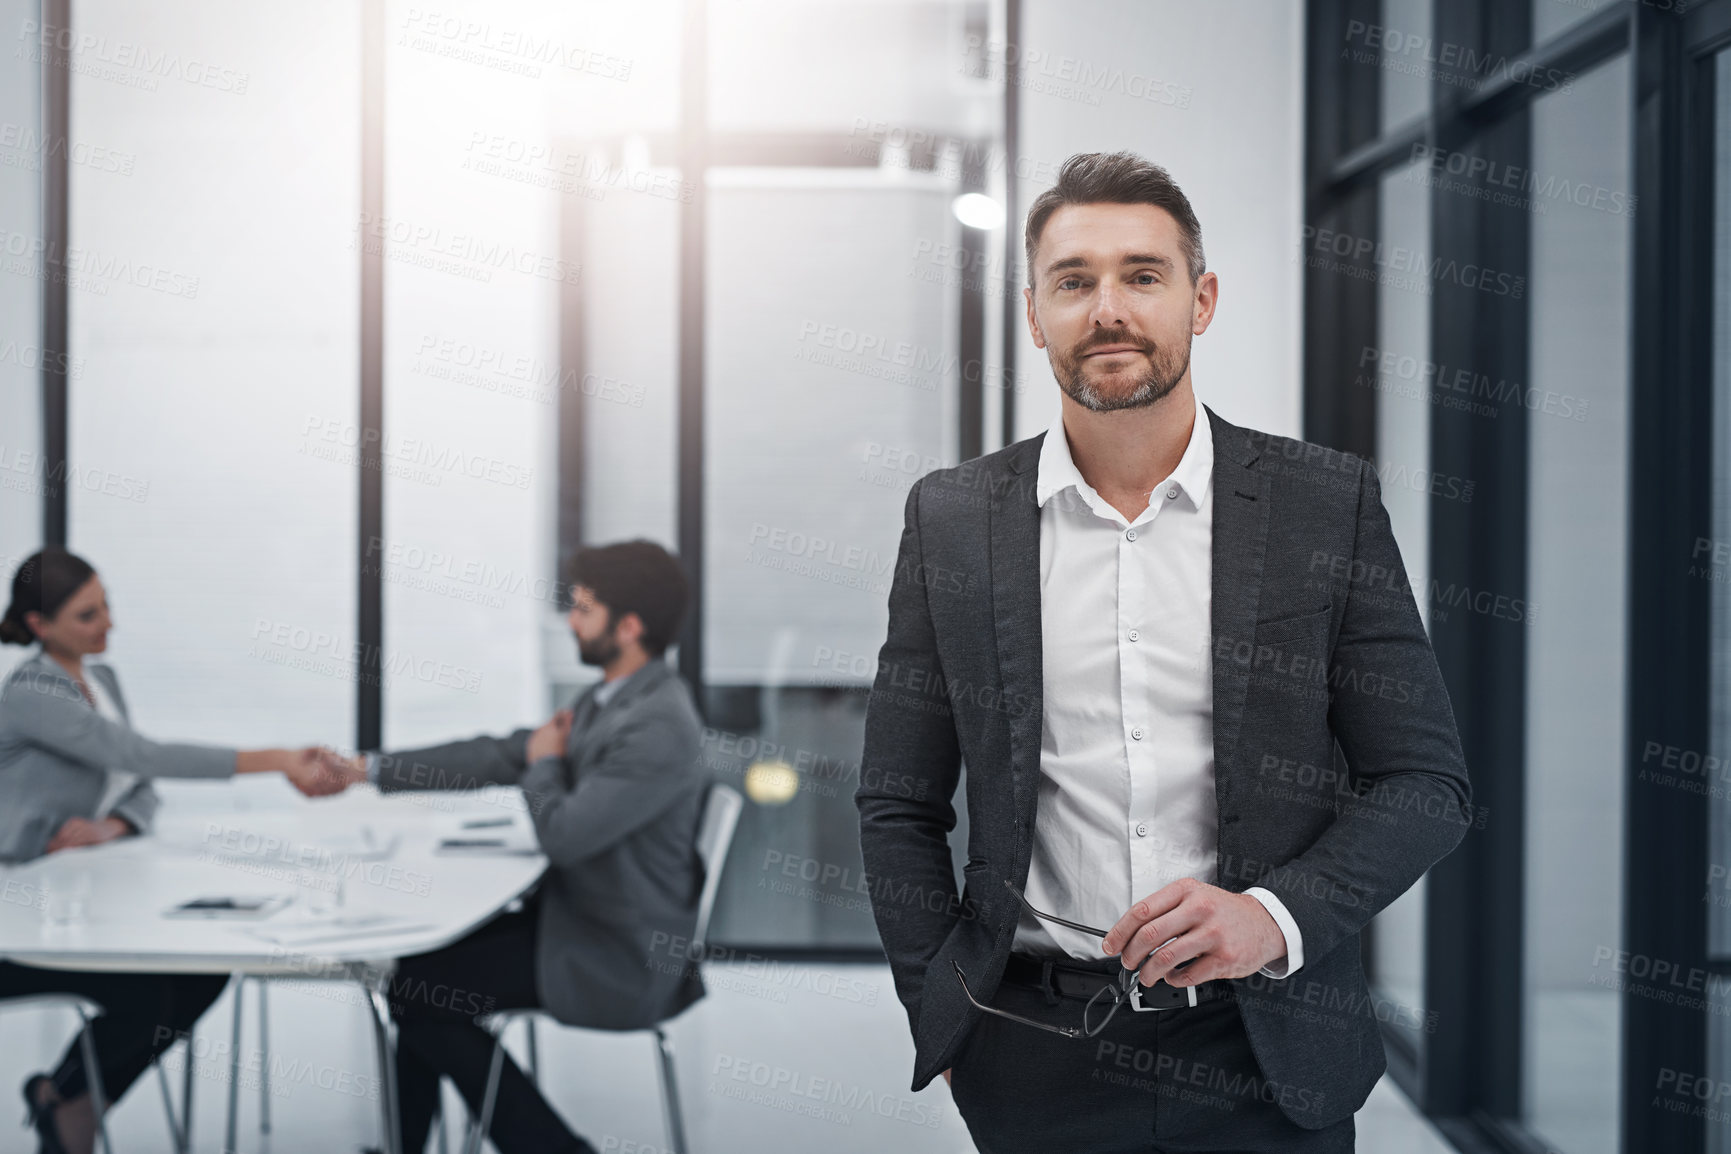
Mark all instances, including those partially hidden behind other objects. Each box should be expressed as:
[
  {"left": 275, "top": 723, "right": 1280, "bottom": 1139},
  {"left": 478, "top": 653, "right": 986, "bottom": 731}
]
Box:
[
  {"left": 663, "top": 0, "right": 994, "bottom": 949},
  {"left": 1709, "top": 39, "right": 1731, "bottom": 1154},
  {"left": 1369, "top": 158, "right": 1432, "bottom": 1059},
  {"left": 1302, "top": 1, "right": 1698, "bottom": 1150},
  {"left": 1521, "top": 53, "right": 1631, "bottom": 1154}
]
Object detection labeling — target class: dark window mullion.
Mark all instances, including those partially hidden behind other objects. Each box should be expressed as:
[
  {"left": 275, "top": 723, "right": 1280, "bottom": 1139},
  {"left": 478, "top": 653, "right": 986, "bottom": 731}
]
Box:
[
  {"left": 40, "top": 0, "right": 70, "bottom": 548},
  {"left": 1623, "top": 7, "right": 1716, "bottom": 1152}
]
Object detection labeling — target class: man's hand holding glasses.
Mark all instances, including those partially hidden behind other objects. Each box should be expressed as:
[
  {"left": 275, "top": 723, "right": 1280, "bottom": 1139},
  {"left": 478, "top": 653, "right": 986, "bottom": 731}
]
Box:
[
  {"left": 1100, "top": 876, "right": 1287, "bottom": 987},
  {"left": 947, "top": 877, "right": 1289, "bottom": 1049}
]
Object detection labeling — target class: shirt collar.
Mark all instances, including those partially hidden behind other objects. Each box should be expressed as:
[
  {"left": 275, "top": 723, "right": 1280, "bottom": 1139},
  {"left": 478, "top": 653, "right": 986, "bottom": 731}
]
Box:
[
  {"left": 1035, "top": 390, "right": 1213, "bottom": 514},
  {"left": 593, "top": 662, "right": 644, "bottom": 707}
]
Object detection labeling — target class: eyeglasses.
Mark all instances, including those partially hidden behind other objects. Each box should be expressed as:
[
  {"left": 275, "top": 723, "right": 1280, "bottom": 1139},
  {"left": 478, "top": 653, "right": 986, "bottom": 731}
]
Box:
[{"left": 950, "top": 878, "right": 1195, "bottom": 1040}]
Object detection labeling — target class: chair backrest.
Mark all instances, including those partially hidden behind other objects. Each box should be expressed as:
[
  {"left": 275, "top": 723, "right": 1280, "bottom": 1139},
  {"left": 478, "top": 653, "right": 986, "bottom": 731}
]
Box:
[{"left": 690, "top": 783, "right": 743, "bottom": 953}]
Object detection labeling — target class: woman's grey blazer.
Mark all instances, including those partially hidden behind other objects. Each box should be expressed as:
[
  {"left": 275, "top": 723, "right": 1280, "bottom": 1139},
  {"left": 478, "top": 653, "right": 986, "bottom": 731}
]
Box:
[{"left": 0, "top": 651, "right": 235, "bottom": 862}]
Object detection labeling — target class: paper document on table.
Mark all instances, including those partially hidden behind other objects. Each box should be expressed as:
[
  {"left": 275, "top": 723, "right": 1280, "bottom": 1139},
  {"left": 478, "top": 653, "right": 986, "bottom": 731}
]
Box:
[
  {"left": 305, "top": 826, "right": 400, "bottom": 860},
  {"left": 159, "top": 823, "right": 400, "bottom": 863},
  {"left": 245, "top": 914, "right": 438, "bottom": 947}
]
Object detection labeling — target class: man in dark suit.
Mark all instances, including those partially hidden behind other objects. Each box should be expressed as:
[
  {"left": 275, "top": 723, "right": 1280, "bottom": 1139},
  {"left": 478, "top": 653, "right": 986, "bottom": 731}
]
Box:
[
  {"left": 855, "top": 151, "right": 1472, "bottom": 1152},
  {"left": 344, "top": 540, "right": 707, "bottom": 1154}
]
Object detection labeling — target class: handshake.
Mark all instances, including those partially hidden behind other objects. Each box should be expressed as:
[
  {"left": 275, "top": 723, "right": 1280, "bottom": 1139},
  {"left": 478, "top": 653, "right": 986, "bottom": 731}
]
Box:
[
  {"left": 237, "top": 707, "right": 574, "bottom": 799},
  {"left": 235, "top": 747, "right": 369, "bottom": 798}
]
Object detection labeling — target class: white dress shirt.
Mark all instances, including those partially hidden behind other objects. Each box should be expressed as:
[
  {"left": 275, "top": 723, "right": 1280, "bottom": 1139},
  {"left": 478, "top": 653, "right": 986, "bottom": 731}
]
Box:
[{"left": 1011, "top": 390, "right": 1305, "bottom": 980}]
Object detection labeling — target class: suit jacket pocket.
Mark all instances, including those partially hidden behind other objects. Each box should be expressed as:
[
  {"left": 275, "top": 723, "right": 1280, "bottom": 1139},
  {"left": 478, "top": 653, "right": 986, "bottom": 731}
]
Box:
[{"left": 1253, "top": 605, "right": 1332, "bottom": 644}]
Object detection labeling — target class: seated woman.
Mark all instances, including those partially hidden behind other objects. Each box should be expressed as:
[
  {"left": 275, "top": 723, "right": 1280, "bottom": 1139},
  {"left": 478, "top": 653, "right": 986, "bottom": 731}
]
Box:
[{"left": 0, "top": 547, "right": 353, "bottom": 1154}]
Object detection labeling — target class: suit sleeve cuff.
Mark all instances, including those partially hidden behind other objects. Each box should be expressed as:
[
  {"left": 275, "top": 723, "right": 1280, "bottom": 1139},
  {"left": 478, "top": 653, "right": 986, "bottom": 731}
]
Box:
[
  {"left": 1245, "top": 886, "right": 1304, "bottom": 978},
  {"left": 109, "top": 804, "right": 146, "bottom": 835},
  {"left": 520, "top": 755, "right": 562, "bottom": 793}
]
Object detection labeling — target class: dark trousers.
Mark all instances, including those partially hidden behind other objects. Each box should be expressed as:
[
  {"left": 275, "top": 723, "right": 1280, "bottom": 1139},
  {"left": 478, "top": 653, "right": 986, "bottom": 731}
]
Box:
[
  {"left": 388, "top": 901, "right": 591, "bottom": 1154},
  {"left": 948, "top": 965, "right": 1355, "bottom": 1153},
  {"left": 0, "top": 962, "right": 229, "bottom": 1105}
]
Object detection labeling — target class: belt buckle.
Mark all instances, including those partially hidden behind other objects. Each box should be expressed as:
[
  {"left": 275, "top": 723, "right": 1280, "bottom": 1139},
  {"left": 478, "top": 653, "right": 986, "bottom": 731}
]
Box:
[{"left": 1127, "top": 980, "right": 1199, "bottom": 1012}]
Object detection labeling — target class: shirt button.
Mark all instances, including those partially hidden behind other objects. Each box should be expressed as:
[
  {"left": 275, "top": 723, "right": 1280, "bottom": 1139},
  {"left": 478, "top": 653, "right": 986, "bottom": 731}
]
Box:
[
  {"left": 1135, "top": 822, "right": 1149, "bottom": 838},
  {"left": 1131, "top": 727, "right": 1143, "bottom": 740},
  {"left": 1125, "top": 529, "right": 1137, "bottom": 541},
  {"left": 1128, "top": 629, "right": 1140, "bottom": 642},
  {"left": 1166, "top": 487, "right": 1179, "bottom": 500}
]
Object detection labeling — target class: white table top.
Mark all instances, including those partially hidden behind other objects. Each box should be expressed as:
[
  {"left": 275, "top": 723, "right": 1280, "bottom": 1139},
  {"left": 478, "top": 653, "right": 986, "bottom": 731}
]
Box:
[{"left": 0, "top": 782, "right": 547, "bottom": 976}]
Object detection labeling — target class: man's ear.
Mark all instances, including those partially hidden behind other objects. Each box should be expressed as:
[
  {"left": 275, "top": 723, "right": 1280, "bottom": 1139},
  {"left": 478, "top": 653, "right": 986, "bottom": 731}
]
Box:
[
  {"left": 618, "top": 610, "right": 647, "bottom": 647},
  {"left": 1191, "top": 271, "right": 1219, "bottom": 336},
  {"left": 1024, "top": 286, "right": 1047, "bottom": 350}
]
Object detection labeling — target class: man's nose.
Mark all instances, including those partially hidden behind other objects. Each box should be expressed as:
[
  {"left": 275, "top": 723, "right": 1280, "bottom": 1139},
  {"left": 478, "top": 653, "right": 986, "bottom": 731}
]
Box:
[{"left": 1089, "top": 282, "right": 1130, "bottom": 327}]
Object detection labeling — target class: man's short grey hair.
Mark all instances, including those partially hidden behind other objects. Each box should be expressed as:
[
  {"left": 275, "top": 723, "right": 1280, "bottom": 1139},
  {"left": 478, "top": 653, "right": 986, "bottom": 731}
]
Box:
[{"left": 1023, "top": 151, "right": 1206, "bottom": 286}]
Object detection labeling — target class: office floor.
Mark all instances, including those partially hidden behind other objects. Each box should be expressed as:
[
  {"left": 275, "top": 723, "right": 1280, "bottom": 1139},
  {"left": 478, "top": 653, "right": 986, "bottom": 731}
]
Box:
[{"left": 0, "top": 960, "right": 1456, "bottom": 1154}]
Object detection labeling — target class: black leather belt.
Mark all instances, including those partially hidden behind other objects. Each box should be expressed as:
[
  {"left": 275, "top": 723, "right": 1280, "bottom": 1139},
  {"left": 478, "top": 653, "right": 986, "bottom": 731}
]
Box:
[{"left": 1000, "top": 953, "right": 1231, "bottom": 1011}]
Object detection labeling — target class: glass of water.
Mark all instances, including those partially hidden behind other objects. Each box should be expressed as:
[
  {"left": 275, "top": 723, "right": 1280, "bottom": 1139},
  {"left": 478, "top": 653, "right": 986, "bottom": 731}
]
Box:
[
  {"left": 43, "top": 870, "right": 92, "bottom": 928},
  {"left": 299, "top": 868, "right": 345, "bottom": 917}
]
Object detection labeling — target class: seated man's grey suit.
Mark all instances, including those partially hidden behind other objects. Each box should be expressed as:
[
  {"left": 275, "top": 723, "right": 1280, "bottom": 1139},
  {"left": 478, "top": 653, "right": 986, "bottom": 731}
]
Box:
[
  {"left": 373, "top": 656, "right": 708, "bottom": 1030},
  {"left": 856, "top": 406, "right": 1473, "bottom": 1132}
]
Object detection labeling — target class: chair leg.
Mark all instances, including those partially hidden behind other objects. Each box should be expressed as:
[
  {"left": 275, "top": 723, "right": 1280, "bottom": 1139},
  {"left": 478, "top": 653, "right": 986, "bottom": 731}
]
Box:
[
  {"left": 226, "top": 974, "right": 244, "bottom": 1154},
  {"left": 154, "top": 1054, "right": 187, "bottom": 1154},
  {"left": 654, "top": 1027, "right": 687, "bottom": 1154},
  {"left": 524, "top": 1017, "right": 540, "bottom": 1087},
  {"left": 258, "top": 979, "right": 271, "bottom": 1135},
  {"left": 433, "top": 1088, "right": 450, "bottom": 1154},
  {"left": 464, "top": 1033, "right": 508, "bottom": 1154},
  {"left": 76, "top": 1010, "right": 114, "bottom": 1154},
  {"left": 365, "top": 979, "right": 403, "bottom": 1154},
  {"left": 182, "top": 1025, "right": 196, "bottom": 1152}
]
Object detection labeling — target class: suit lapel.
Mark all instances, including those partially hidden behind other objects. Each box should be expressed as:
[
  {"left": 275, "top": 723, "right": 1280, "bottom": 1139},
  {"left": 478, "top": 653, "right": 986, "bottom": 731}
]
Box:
[
  {"left": 88, "top": 664, "right": 128, "bottom": 721},
  {"left": 565, "top": 659, "right": 674, "bottom": 769},
  {"left": 991, "top": 435, "right": 1047, "bottom": 844},
  {"left": 26, "top": 652, "right": 94, "bottom": 710},
  {"left": 1205, "top": 406, "right": 1271, "bottom": 811}
]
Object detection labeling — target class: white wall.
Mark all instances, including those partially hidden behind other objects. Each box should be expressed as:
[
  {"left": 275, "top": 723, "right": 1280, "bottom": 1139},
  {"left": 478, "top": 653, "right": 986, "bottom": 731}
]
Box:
[
  {"left": 67, "top": 0, "right": 359, "bottom": 749},
  {"left": 0, "top": 0, "right": 42, "bottom": 681}
]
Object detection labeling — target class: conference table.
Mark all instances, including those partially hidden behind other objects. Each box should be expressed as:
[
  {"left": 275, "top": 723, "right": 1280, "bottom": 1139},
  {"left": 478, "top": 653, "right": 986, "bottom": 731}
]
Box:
[{"left": 0, "top": 782, "right": 548, "bottom": 1154}]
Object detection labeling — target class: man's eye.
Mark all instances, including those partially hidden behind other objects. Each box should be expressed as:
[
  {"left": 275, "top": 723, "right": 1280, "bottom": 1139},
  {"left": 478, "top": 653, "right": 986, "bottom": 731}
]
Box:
[
  {"left": 1058, "top": 278, "right": 1081, "bottom": 291},
  {"left": 1134, "top": 273, "right": 1158, "bottom": 285}
]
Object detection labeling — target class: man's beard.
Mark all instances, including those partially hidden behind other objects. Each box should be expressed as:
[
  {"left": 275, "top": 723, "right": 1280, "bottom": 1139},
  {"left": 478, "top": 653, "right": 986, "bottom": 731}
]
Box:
[
  {"left": 1050, "top": 328, "right": 1190, "bottom": 413},
  {"left": 576, "top": 626, "right": 621, "bottom": 667}
]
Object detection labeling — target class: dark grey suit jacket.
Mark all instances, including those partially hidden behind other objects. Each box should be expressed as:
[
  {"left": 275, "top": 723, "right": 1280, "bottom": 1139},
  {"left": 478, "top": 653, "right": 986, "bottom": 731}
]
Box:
[
  {"left": 855, "top": 406, "right": 1472, "bottom": 1129},
  {"left": 373, "top": 656, "right": 708, "bottom": 1031}
]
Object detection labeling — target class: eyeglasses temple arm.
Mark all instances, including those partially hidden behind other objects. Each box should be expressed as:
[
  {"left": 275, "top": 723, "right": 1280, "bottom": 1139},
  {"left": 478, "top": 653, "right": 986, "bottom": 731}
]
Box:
[
  {"left": 1002, "top": 877, "right": 1112, "bottom": 939},
  {"left": 950, "top": 961, "right": 1085, "bottom": 1040}
]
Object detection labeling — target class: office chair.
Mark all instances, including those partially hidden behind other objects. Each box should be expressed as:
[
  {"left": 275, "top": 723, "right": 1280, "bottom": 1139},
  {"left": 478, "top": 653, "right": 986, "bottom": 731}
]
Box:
[
  {"left": 2, "top": 994, "right": 114, "bottom": 1154},
  {"left": 3, "top": 993, "right": 206, "bottom": 1154},
  {"left": 462, "top": 782, "right": 744, "bottom": 1154}
]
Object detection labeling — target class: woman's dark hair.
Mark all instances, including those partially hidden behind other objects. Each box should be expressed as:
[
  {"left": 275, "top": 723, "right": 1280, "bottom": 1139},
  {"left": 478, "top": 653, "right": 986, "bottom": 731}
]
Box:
[
  {"left": 0, "top": 548, "right": 98, "bottom": 646},
  {"left": 1024, "top": 151, "right": 1206, "bottom": 286},
  {"left": 564, "top": 540, "right": 690, "bottom": 658}
]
